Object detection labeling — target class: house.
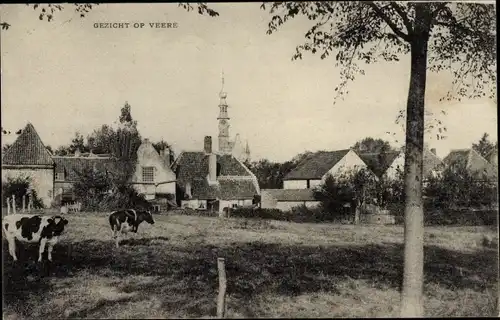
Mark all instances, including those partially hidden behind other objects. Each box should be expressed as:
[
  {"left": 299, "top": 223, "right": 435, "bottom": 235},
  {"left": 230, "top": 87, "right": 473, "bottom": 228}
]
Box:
[
  {"left": 171, "top": 136, "right": 260, "bottom": 212},
  {"left": 1, "top": 123, "right": 55, "bottom": 207},
  {"left": 443, "top": 148, "right": 497, "bottom": 180},
  {"left": 486, "top": 148, "right": 498, "bottom": 167},
  {"left": 2, "top": 122, "right": 176, "bottom": 209},
  {"left": 53, "top": 138, "right": 176, "bottom": 207},
  {"left": 384, "top": 147, "right": 445, "bottom": 180},
  {"left": 260, "top": 188, "right": 320, "bottom": 211},
  {"left": 129, "top": 139, "right": 176, "bottom": 200},
  {"left": 283, "top": 149, "right": 371, "bottom": 189}
]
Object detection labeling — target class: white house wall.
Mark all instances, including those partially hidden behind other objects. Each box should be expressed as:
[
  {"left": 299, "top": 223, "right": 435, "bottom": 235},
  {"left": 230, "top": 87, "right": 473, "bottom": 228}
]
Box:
[
  {"left": 284, "top": 180, "right": 308, "bottom": 189},
  {"left": 132, "top": 142, "right": 176, "bottom": 198},
  {"left": 309, "top": 179, "right": 322, "bottom": 189},
  {"left": 385, "top": 152, "right": 405, "bottom": 180},
  {"left": 323, "top": 150, "right": 368, "bottom": 181},
  {"left": 2, "top": 168, "right": 54, "bottom": 208}
]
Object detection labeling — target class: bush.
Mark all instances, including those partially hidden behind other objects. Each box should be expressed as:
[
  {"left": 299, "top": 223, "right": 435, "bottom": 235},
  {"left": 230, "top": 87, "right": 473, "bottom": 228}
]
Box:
[
  {"left": 231, "top": 205, "right": 348, "bottom": 224},
  {"left": 72, "top": 165, "right": 150, "bottom": 212},
  {"left": 1, "top": 176, "right": 44, "bottom": 209},
  {"left": 424, "top": 162, "right": 498, "bottom": 210}
]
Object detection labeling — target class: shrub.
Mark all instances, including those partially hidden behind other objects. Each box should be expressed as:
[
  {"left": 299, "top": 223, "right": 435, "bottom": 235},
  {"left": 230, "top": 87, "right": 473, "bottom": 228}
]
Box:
[
  {"left": 1, "top": 176, "right": 44, "bottom": 209},
  {"left": 424, "top": 162, "right": 498, "bottom": 210},
  {"left": 72, "top": 165, "right": 151, "bottom": 212}
]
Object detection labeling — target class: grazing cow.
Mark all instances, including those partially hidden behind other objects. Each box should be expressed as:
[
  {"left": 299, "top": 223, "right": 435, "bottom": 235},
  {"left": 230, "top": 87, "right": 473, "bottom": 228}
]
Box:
[
  {"left": 2, "top": 214, "right": 69, "bottom": 262},
  {"left": 109, "top": 209, "right": 155, "bottom": 248}
]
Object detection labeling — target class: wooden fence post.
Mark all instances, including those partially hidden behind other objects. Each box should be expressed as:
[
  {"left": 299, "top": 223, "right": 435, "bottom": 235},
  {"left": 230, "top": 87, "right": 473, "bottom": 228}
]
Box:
[
  {"left": 12, "top": 195, "right": 16, "bottom": 214},
  {"left": 217, "top": 257, "right": 227, "bottom": 319},
  {"left": 22, "top": 195, "right": 26, "bottom": 212},
  {"left": 28, "top": 194, "right": 33, "bottom": 212},
  {"left": 7, "top": 197, "right": 11, "bottom": 215}
]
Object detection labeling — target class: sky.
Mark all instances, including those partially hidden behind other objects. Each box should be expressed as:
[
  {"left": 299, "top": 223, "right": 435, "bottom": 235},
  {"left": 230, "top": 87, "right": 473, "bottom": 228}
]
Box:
[{"left": 1, "top": 3, "right": 497, "bottom": 162}]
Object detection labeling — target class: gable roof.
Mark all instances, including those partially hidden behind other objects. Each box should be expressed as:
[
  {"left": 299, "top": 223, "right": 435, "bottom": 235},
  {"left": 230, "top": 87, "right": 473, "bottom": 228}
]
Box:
[
  {"left": 2, "top": 123, "right": 54, "bottom": 166},
  {"left": 486, "top": 148, "right": 498, "bottom": 166},
  {"left": 357, "top": 151, "right": 400, "bottom": 178},
  {"left": 443, "top": 148, "right": 497, "bottom": 179},
  {"left": 422, "top": 149, "right": 445, "bottom": 177},
  {"left": 172, "top": 151, "right": 258, "bottom": 200},
  {"left": 284, "top": 149, "right": 351, "bottom": 180},
  {"left": 262, "top": 188, "right": 317, "bottom": 202},
  {"left": 388, "top": 147, "right": 445, "bottom": 178},
  {"left": 53, "top": 156, "right": 122, "bottom": 181}
]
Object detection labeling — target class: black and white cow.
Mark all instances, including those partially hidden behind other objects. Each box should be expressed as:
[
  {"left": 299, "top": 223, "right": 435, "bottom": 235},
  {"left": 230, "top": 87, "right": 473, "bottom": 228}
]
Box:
[
  {"left": 109, "top": 209, "right": 155, "bottom": 248},
  {"left": 2, "top": 214, "right": 69, "bottom": 262}
]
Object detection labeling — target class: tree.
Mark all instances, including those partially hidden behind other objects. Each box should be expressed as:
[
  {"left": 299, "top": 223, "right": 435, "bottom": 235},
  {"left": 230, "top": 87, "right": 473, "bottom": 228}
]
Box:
[
  {"left": 66, "top": 131, "right": 89, "bottom": 154},
  {"left": 262, "top": 2, "right": 496, "bottom": 316},
  {"left": 313, "top": 168, "right": 378, "bottom": 223},
  {"left": 152, "top": 140, "right": 176, "bottom": 165},
  {"left": 472, "top": 133, "right": 497, "bottom": 158},
  {"left": 353, "top": 137, "right": 396, "bottom": 153},
  {"left": 45, "top": 145, "right": 53, "bottom": 155}
]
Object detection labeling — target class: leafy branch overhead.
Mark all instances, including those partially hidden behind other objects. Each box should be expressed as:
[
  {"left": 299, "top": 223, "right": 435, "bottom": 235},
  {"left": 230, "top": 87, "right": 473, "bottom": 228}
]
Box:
[
  {"left": 262, "top": 2, "right": 496, "bottom": 103},
  {"left": 1, "top": 3, "right": 218, "bottom": 29}
]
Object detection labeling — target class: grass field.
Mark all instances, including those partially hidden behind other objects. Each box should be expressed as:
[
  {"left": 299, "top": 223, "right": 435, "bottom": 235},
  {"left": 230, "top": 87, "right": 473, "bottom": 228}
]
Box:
[{"left": 3, "top": 211, "right": 499, "bottom": 318}]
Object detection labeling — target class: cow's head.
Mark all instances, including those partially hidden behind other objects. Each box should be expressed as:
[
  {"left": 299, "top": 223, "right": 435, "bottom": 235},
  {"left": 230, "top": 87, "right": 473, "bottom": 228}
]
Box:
[
  {"left": 50, "top": 216, "right": 69, "bottom": 236},
  {"left": 139, "top": 210, "right": 155, "bottom": 225}
]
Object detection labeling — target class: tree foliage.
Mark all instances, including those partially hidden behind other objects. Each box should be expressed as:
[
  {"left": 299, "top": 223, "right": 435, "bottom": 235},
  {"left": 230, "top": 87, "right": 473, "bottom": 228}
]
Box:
[
  {"left": 1, "top": 176, "right": 44, "bottom": 209},
  {"left": 72, "top": 165, "right": 150, "bottom": 211},
  {"left": 152, "top": 139, "right": 176, "bottom": 165},
  {"left": 472, "top": 132, "right": 497, "bottom": 159},
  {"left": 424, "top": 161, "right": 498, "bottom": 209},
  {"left": 262, "top": 2, "right": 496, "bottom": 103},
  {"left": 352, "top": 137, "right": 396, "bottom": 153}
]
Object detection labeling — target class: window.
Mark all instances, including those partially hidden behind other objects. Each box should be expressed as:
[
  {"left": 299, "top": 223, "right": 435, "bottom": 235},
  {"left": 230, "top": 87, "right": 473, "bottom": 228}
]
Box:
[
  {"left": 142, "top": 167, "right": 155, "bottom": 182},
  {"left": 55, "top": 171, "right": 65, "bottom": 181}
]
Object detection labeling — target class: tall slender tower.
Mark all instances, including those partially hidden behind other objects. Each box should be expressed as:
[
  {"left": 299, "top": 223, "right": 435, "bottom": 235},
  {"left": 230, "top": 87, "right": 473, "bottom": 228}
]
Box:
[{"left": 218, "top": 72, "right": 232, "bottom": 154}]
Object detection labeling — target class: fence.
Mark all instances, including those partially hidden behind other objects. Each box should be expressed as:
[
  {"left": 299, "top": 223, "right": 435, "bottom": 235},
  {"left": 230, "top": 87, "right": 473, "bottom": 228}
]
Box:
[{"left": 5, "top": 193, "right": 35, "bottom": 215}]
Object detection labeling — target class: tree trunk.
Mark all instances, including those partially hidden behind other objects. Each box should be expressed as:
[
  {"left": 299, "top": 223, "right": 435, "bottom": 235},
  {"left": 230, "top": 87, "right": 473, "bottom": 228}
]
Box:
[{"left": 400, "top": 5, "right": 431, "bottom": 318}]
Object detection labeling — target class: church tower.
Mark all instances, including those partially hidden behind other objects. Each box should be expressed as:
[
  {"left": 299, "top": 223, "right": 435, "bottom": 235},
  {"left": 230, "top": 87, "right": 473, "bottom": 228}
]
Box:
[{"left": 218, "top": 72, "right": 232, "bottom": 154}]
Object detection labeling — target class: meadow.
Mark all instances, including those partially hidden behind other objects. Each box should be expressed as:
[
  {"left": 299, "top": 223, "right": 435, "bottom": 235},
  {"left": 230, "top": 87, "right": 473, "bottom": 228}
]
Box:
[{"left": 2, "top": 211, "right": 499, "bottom": 318}]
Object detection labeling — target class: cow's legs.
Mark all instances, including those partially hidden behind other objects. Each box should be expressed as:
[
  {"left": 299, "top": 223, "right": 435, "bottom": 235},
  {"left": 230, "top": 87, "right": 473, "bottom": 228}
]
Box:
[
  {"left": 38, "top": 238, "right": 47, "bottom": 262},
  {"left": 113, "top": 225, "right": 120, "bottom": 248},
  {"left": 47, "top": 243, "right": 55, "bottom": 261},
  {"left": 7, "top": 237, "right": 18, "bottom": 261}
]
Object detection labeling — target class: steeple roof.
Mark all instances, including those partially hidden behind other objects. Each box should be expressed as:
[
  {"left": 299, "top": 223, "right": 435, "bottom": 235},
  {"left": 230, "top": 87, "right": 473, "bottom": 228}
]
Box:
[{"left": 2, "top": 122, "right": 54, "bottom": 166}]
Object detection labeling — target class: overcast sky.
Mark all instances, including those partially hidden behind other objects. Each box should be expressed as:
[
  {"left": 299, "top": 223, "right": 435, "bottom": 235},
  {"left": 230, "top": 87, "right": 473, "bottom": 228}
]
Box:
[{"left": 1, "top": 3, "right": 497, "bottom": 162}]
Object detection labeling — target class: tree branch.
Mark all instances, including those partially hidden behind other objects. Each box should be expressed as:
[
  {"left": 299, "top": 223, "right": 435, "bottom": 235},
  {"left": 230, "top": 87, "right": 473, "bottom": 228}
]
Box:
[
  {"left": 367, "top": 1, "right": 411, "bottom": 42},
  {"left": 391, "top": 2, "right": 413, "bottom": 34}
]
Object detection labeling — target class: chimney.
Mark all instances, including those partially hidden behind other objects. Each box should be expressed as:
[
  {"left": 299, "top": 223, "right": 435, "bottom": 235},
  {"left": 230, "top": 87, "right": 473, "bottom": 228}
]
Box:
[
  {"left": 209, "top": 153, "right": 217, "bottom": 183},
  {"left": 203, "top": 136, "right": 217, "bottom": 183},
  {"left": 185, "top": 182, "right": 192, "bottom": 199},
  {"left": 204, "top": 136, "right": 212, "bottom": 154},
  {"left": 430, "top": 148, "right": 437, "bottom": 155}
]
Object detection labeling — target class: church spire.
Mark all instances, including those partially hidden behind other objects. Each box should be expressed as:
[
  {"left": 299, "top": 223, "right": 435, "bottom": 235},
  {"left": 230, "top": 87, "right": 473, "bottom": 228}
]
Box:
[{"left": 218, "top": 71, "right": 232, "bottom": 154}]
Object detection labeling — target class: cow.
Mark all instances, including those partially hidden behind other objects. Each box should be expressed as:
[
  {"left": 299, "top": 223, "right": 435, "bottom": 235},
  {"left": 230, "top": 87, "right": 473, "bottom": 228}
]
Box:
[
  {"left": 108, "top": 209, "right": 155, "bottom": 248},
  {"left": 2, "top": 214, "right": 69, "bottom": 262}
]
